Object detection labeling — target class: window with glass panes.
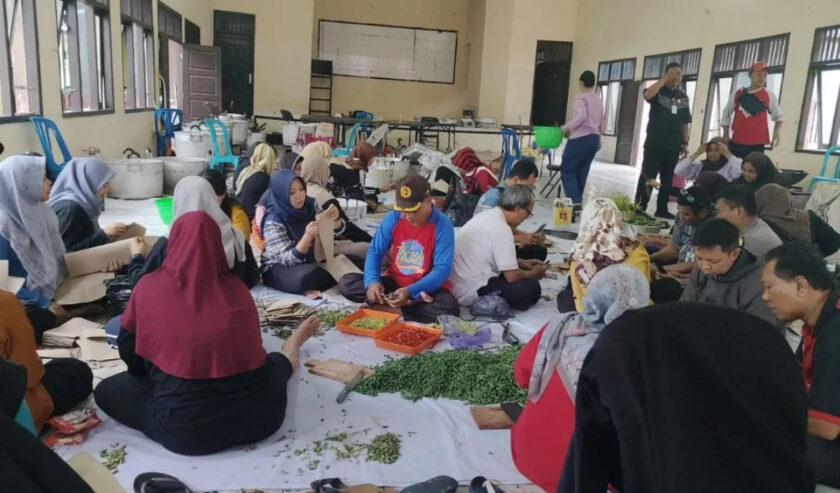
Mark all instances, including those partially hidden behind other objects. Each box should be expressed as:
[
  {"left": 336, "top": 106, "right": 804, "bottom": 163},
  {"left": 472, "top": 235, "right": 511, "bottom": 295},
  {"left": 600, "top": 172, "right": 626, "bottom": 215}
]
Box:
[
  {"left": 597, "top": 58, "right": 635, "bottom": 136},
  {"left": 121, "top": 0, "right": 154, "bottom": 110},
  {"left": 0, "top": 0, "right": 41, "bottom": 119},
  {"left": 703, "top": 34, "right": 789, "bottom": 143},
  {"left": 798, "top": 25, "right": 840, "bottom": 151}
]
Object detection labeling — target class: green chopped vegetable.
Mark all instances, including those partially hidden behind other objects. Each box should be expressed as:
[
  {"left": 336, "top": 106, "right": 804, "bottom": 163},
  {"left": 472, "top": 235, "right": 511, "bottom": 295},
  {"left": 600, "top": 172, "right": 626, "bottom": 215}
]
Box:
[
  {"left": 356, "top": 346, "right": 527, "bottom": 405},
  {"left": 367, "top": 433, "right": 401, "bottom": 464},
  {"left": 316, "top": 307, "right": 355, "bottom": 326},
  {"left": 350, "top": 316, "right": 389, "bottom": 331},
  {"left": 99, "top": 443, "right": 126, "bottom": 473}
]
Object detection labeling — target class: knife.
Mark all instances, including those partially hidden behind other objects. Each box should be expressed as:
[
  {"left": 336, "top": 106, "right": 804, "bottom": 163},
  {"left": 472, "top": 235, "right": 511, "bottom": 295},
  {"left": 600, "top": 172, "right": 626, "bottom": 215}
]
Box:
[{"left": 336, "top": 369, "right": 366, "bottom": 403}]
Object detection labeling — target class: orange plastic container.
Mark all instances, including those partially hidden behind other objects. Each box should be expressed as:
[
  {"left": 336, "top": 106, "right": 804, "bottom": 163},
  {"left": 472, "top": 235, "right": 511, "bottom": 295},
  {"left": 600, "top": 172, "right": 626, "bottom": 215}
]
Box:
[
  {"left": 374, "top": 322, "right": 443, "bottom": 355},
  {"left": 336, "top": 308, "right": 400, "bottom": 337}
]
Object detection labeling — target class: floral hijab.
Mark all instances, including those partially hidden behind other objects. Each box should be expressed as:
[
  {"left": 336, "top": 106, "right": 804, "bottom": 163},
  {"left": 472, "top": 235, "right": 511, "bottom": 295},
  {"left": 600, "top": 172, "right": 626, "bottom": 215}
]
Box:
[{"left": 570, "top": 198, "right": 638, "bottom": 285}]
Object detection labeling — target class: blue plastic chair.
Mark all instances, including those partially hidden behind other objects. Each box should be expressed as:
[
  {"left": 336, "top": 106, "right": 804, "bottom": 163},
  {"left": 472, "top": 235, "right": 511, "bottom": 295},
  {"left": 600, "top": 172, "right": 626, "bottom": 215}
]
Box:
[
  {"left": 332, "top": 123, "right": 362, "bottom": 157},
  {"left": 499, "top": 128, "right": 521, "bottom": 180},
  {"left": 30, "top": 117, "right": 72, "bottom": 179},
  {"left": 154, "top": 108, "right": 183, "bottom": 156},
  {"left": 809, "top": 146, "right": 840, "bottom": 192},
  {"left": 204, "top": 118, "right": 238, "bottom": 172}
]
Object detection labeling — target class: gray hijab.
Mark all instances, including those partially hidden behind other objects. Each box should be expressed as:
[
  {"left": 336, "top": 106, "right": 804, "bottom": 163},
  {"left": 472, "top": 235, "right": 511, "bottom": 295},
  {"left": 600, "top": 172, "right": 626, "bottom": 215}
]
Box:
[
  {"left": 528, "top": 264, "right": 649, "bottom": 402},
  {"left": 278, "top": 151, "right": 300, "bottom": 171},
  {"left": 0, "top": 156, "right": 67, "bottom": 299},
  {"left": 47, "top": 157, "right": 115, "bottom": 228}
]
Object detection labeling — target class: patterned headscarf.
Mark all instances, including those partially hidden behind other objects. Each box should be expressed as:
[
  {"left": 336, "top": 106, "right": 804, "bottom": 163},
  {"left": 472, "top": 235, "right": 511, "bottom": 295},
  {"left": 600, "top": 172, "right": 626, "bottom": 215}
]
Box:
[
  {"left": 570, "top": 198, "right": 637, "bottom": 285},
  {"left": 528, "top": 264, "right": 649, "bottom": 402}
]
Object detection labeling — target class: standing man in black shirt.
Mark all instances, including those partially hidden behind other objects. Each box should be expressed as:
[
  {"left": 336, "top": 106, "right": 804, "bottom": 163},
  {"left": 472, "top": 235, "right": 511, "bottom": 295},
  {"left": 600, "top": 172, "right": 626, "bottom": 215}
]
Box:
[{"left": 635, "top": 62, "right": 692, "bottom": 219}]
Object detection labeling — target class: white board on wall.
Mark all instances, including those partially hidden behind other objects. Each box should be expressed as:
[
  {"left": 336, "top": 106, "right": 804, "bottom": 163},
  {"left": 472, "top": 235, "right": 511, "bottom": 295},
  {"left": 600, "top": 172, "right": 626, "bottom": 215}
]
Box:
[{"left": 318, "top": 20, "right": 457, "bottom": 84}]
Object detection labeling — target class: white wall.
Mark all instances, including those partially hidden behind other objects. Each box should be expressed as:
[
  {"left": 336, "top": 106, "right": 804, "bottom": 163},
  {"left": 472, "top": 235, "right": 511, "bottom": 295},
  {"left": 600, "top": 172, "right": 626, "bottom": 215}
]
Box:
[{"left": 569, "top": 0, "right": 840, "bottom": 180}]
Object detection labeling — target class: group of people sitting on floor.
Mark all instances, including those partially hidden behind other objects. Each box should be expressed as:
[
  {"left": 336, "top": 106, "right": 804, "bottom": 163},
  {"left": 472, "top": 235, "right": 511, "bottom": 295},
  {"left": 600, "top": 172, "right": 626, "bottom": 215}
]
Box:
[{"left": 2, "top": 89, "right": 840, "bottom": 492}]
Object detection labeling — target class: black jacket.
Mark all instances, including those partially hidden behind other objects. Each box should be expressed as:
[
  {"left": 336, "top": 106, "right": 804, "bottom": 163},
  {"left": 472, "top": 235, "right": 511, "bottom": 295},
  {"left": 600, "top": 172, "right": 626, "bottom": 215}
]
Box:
[
  {"left": 235, "top": 172, "right": 270, "bottom": 219},
  {"left": 51, "top": 200, "right": 109, "bottom": 253},
  {"left": 559, "top": 303, "right": 810, "bottom": 493}
]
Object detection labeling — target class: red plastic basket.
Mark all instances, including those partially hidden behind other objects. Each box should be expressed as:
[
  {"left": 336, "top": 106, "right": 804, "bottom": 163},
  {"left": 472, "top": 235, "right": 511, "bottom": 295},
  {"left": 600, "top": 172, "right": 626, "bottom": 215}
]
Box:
[
  {"left": 301, "top": 135, "right": 334, "bottom": 147},
  {"left": 374, "top": 322, "right": 443, "bottom": 355}
]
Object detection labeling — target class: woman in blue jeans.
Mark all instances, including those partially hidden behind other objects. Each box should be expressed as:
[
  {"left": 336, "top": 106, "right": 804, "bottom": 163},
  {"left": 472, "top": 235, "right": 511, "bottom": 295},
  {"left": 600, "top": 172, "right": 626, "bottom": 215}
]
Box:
[{"left": 560, "top": 71, "right": 605, "bottom": 204}]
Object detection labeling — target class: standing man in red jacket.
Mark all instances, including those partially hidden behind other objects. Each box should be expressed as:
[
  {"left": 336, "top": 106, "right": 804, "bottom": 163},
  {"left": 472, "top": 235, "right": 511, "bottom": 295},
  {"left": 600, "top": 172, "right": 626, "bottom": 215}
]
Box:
[{"left": 721, "top": 61, "right": 784, "bottom": 158}]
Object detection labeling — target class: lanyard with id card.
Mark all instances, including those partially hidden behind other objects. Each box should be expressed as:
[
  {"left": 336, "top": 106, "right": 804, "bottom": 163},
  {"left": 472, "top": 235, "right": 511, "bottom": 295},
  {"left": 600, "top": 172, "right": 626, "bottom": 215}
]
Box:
[{"left": 671, "top": 98, "right": 678, "bottom": 115}]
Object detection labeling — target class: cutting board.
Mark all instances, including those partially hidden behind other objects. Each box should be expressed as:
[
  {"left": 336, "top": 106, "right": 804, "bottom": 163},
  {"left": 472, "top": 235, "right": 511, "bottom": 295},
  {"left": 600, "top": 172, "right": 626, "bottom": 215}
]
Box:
[
  {"left": 305, "top": 359, "right": 374, "bottom": 384},
  {"left": 470, "top": 406, "right": 514, "bottom": 430}
]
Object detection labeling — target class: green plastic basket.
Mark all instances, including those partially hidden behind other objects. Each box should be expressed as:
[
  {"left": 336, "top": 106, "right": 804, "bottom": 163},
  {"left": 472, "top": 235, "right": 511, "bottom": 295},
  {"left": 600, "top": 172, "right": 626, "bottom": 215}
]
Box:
[
  {"left": 534, "top": 126, "right": 563, "bottom": 149},
  {"left": 154, "top": 197, "right": 173, "bottom": 225}
]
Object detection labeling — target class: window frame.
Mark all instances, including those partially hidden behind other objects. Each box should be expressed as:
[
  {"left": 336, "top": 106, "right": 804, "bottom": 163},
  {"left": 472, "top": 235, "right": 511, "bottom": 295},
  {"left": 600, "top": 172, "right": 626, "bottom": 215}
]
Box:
[
  {"left": 702, "top": 33, "right": 790, "bottom": 146},
  {"left": 797, "top": 24, "right": 840, "bottom": 154},
  {"left": 121, "top": 0, "right": 154, "bottom": 112},
  {"left": 0, "top": 0, "right": 42, "bottom": 123},
  {"left": 56, "top": 0, "right": 115, "bottom": 117},
  {"left": 157, "top": 2, "right": 182, "bottom": 109},
  {"left": 596, "top": 57, "right": 635, "bottom": 136}
]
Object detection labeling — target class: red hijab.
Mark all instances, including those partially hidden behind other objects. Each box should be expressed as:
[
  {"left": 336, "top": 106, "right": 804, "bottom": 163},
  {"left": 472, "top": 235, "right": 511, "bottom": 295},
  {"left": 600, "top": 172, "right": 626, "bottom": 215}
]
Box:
[{"left": 122, "top": 211, "right": 266, "bottom": 379}]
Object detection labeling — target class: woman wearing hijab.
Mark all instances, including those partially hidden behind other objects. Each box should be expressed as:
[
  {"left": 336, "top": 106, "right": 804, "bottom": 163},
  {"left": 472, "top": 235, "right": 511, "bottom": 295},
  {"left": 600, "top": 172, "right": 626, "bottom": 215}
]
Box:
[
  {"left": 0, "top": 291, "right": 92, "bottom": 432},
  {"left": 300, "top": 155, "right": 372, "bottom": 245},
  {"left": 731, "top": 152, "right": 784, "bottom": 191},
  {"left": 327, "top": 142, "right": 381, "bottom": 202},
  {"left": 0, "top": 156, "right": 70, "bottom": 332},
  {"left": 558, "top": 198, "right": 650, "bottom": 312},
  {"left": 513, "top": 265, "right": 650, "bottom": 493},
  {"left": 675, "top": 138, "right": 742, "bottom": 182},
  {"left": 200, "top": 168, "right": 250, "bottom": 238},
  {"left": 47, "top": 157, "right": 129, "bottom": 253},
  {"left": 235, "top": 143, "right": 277, "bottom": 219},
  {"left": 277, "top": 151, "right": 300, "bottom": 173},
  {"left": 756, "top": 183, "right": 840, "bottom": 256},
  {"left": 451, "top": 147, "right": 499, "bottom": 195},
  {"left": 95, "top": 212, "right": 321, "bottom": 455},
  {"left": 261, "top": 170, "right": 346, "bottom": 294},
  {"left": 124, "top": 176, "right": 257, "bottom": 289}
]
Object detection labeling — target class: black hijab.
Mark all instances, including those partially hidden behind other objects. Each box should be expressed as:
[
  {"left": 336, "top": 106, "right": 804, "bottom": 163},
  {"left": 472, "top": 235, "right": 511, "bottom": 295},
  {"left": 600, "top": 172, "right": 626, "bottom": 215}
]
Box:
[
  {"left": 733, "top": 152, "right": 784, "bottom": 191},
  {"left": 559, "top": 303, "right": 810, "bottom": 493}
]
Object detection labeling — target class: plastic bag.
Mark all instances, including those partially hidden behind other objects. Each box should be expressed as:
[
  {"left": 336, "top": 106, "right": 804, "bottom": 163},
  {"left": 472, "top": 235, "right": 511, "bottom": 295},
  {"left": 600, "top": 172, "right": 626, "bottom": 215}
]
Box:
[
  {"left": 438, "top": 315, "right": 492, "bottom": 349},
  {"left": 104, "top": 276, "right": 132, "bottom": 314},
  {"left": 469, "top": 292, "right": 512, "bottom": 319}
]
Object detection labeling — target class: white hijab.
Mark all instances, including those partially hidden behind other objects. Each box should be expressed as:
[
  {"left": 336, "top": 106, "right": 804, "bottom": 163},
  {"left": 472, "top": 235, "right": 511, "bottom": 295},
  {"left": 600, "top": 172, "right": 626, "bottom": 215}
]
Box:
[
  {"left": 0, "top": 156, "right": 67, "bottom": 298},
  {"left": 172, "top": 176, "right": 246, "bottom": 269}
]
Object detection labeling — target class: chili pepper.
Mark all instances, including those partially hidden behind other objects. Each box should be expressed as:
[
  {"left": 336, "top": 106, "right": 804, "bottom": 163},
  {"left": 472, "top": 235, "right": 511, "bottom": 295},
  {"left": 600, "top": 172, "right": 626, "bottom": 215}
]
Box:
[{"left": 383, "top": 327, "right": 434, "bottom": 346}]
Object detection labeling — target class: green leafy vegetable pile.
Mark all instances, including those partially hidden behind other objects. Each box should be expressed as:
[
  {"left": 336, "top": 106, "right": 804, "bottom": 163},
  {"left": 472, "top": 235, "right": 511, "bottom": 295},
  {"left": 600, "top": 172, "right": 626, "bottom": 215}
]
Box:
[
  {"left": 367, "top": 432, "right": 401, "bottom": 464},
  {"left": 356, "top": 346, "right": 526, "bottom": 405}
]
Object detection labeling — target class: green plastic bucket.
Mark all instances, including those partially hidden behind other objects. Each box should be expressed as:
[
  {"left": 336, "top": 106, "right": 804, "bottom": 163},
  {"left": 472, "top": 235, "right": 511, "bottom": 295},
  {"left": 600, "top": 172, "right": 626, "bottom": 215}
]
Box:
[
  {"left": 154, "top": 197, "right": 174, "bottom": 225},
  {"left": 534, "top": 126, "right": 563, "bottom": 149}
]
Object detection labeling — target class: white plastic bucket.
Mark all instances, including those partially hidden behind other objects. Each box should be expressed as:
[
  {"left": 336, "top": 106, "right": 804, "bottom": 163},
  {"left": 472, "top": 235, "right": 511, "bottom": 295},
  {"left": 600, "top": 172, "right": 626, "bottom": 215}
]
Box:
[
  {"left": 246, "top": 131, "right": 266, "bottom": 148},
  {"left": 106, "top": 159, "right": 164, "bottom": 199},
  {"left": 231, "top": 120, "right": 249, "bottom": 145},
  {"left": 282, "top": 124, "right": 299, "bottom": 146},
  {"left": 162, "top": 157, "right": 208, "bottom": 194}
]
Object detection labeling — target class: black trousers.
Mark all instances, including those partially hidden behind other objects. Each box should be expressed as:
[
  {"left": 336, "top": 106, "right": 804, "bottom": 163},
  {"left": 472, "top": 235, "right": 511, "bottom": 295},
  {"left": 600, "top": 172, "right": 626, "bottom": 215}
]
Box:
[
  {"left": 516, "top": 244, "right": 548, "bottom": 262},
  {"left": 94, "top": 353, "right": 293, "bottom": 456},
  {"left": 635, "top": 147, "right": 680, "bottom": 213},
  {"left": 478, "top": 275, "right": 541, "bottom": 310},
  {"left": 807, "top": 434, "right": 840, "bottom": 488},
  {"left": 40, "top": 359, "right": 93, "bottom": 416},
  {"left": 556, "top": 285, "right": 577, "bottom": 313},
  {"left": 262, "top": 262, "right": 336, "bottom": 294},
  {"left": 338, "top": 274, "right": 460, "bottom": 323},
  {"left": 24, "top": 304, "right": 56, "bottom": 346},
  {"left": 727, "top": 140, "right": 765, "bottom": 159}
]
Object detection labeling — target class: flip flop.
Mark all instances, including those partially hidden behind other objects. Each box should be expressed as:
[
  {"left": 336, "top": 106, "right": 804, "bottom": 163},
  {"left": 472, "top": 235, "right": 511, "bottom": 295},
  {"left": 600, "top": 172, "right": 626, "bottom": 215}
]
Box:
[
  {"left": 400, "top": 475, "right": 458, "bottom": 493},
  {"left": 134, "top": 472, "right": 192, "bottom": 493}
]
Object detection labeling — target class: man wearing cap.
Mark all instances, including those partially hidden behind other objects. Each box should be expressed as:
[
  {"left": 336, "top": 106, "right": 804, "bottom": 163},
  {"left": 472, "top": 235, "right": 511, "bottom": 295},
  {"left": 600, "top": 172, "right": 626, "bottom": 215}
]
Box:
[
  {"left": 338, "top": 174, "right": 460, "bottom": 322},
  {"left": 721, "top": 61, "right": 783, "bottom": 158}
]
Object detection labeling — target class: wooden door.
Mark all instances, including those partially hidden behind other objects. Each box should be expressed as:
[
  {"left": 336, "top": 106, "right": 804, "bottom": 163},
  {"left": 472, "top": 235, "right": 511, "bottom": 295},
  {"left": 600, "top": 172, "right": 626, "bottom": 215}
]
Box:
[
  {"left": 181, "top": 44, "right": 221, "bottom": 122},
  {"left": 214, "top": 10, "right": 255, "bottom": 115},
  {"left": 614, "top": 80, "right": 642, "bottom": 164}
]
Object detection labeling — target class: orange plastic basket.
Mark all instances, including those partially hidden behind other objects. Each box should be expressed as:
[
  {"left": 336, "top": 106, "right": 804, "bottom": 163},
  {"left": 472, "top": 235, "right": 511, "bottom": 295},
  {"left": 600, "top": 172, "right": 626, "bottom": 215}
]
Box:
[
  {"left": 336, "top": 308, "right": 400, "bottom": 337},
  {"left": 374, "top": 322, "right": 443, "bottom": 355}
]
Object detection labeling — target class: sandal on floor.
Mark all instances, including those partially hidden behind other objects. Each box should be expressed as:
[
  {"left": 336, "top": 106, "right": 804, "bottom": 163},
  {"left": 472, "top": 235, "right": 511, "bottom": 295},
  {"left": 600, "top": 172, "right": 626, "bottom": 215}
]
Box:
[
  {"left": 400, "top": 475, "right": 458, "bottom": 493},
  {"left": 134, "top": 472, "right": 192, "bottom": 493},
  {"left": 469, "top": 476, "right": 506, "bottom": 493}
]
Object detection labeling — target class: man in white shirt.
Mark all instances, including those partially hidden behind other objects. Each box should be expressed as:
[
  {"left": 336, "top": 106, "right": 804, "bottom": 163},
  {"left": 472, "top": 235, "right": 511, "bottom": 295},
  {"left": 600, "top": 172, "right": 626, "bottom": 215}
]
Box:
[
  {"left": 715, "top": 184, "right": 782, "bottom": 257},
  {"left": 450, "top": 185, "right": 547, "bottom": 308},
  {"left": 720, "top": 61, "right": 783, "bottom": 158}
]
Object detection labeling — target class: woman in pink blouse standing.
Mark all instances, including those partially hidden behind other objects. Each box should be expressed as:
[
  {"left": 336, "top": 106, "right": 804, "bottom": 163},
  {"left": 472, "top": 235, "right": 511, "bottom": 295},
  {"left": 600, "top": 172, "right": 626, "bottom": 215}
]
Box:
[{"left": 560, "top": 71, "right": 605, "bottom": 204}]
